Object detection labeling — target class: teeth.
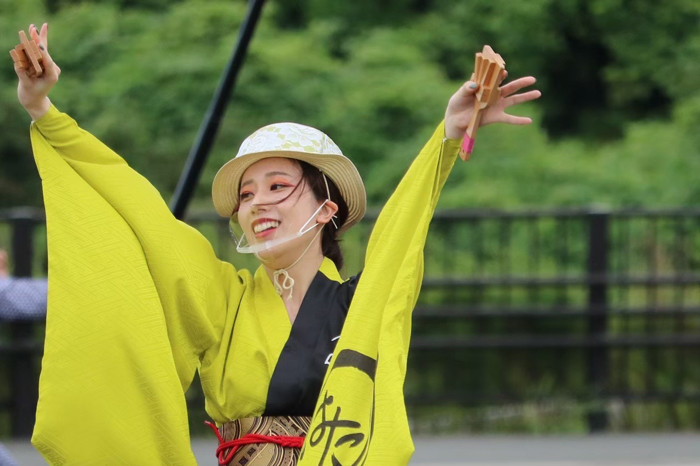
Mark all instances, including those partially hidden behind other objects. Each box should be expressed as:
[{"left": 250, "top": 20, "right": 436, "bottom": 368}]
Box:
[{"left": 254, "top": 220, "right": 280, "bottom": 234}]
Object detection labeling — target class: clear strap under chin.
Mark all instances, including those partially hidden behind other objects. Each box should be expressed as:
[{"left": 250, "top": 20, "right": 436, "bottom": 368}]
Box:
[{"left": 271, "top": 227, "right": 324, "bottom": 300}]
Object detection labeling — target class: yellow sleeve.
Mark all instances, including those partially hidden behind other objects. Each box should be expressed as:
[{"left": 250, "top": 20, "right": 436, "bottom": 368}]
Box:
[
  {"left": 300, "top": 122, "right": 461, "bottom": 465},
  {"left": 364, "top": 121, "right": 460, "bottom": 355},
  {"left": 29, "top": 105, "right": 240, "bottom": 465},
  {"left": 368, "top": 121, "right": 460, "bottom": 464}
]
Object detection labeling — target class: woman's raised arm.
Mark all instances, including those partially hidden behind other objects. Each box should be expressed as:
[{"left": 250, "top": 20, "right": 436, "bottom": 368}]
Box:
[
  {"left": 319, "top": 75, "right": 541, "bottom": 463},
  {"left": 17, "top": 23, "right": 243, "bottom": 464},
  {"left": 363, "top": 74, "right": 541, "bottom": 310},
  {"left": 14, "top": 23, "right": 55, "bottom": 120}
]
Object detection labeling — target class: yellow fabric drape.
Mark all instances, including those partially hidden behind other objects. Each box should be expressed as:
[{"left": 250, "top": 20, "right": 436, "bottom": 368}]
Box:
[
  {"left": 29, "top": 105, "right": 459, "bottom": 465},
  {"left": 30, "top": 105, "right": 235, "bottom": 465},
  {"left": 299, "top": 124, "right": 459, "bottom": 465}
]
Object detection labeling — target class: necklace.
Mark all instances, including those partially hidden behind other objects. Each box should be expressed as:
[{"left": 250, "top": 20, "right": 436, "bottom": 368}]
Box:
[{"left": 272, "top": 227, "right": 323, "bottom": 300}]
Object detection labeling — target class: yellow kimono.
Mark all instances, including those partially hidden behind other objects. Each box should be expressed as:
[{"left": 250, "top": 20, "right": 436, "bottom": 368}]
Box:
[{"left": 29, "top": 105, "right": 460, "bottom": 465}]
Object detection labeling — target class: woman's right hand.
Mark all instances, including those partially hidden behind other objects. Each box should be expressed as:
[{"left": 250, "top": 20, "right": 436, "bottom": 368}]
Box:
[{"left": 14, "top": 23, "right": 60, "bottom": 121}]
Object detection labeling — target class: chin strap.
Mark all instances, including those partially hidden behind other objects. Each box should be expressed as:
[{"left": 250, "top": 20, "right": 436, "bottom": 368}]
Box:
[{"left": 272, "top": 227, "right": 323, "bottom": 300}]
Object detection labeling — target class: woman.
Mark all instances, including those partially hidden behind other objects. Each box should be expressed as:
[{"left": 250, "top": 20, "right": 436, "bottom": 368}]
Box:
[{"left": 16, "top": 23, "right": 540, "bottom": 465}]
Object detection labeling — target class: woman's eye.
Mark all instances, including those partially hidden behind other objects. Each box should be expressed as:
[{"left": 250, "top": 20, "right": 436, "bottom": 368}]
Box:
[
  {"left": 271, "top": 183, "right": 288, "bottom": 191},
  {"left": 239, "top": 192, "right": 253, "bottom": 201}
]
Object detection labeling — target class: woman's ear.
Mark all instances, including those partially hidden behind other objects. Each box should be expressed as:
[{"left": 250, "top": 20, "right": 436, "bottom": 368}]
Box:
[{"left": 316, "top": 200, "right": 339, "bottom": 226}]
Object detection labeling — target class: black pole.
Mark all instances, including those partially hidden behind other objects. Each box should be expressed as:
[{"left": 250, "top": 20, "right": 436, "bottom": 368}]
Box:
[
  {"left": 586, "top": 211, "right": 609, "bottom": 432},
  {"left": 10, "top": 213, "right": 38, "bottom": 437},
  {"left": 170, "top": 0, "right": 267, "bottom": 219}
]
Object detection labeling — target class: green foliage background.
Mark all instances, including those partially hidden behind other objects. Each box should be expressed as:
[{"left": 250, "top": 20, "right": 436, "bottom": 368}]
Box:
[
  {"left": 2, "top": 0, "right": 700, "bottom": 435},
  {"left": 2, "top": 0, "right": 700, "bottom": 213}
]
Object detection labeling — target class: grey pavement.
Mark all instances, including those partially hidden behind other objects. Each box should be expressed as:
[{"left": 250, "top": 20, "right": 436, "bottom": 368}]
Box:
[{"left": 4, "top": 434, "right": 700, "bottom": 465}]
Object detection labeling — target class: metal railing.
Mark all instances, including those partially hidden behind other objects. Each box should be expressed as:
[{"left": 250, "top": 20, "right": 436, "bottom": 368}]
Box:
[{"left": 2, "top": 207, "right": 699, "bottom": 436}]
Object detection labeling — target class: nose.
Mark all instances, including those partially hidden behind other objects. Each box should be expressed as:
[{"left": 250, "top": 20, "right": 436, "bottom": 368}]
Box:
[
  {"left": 250, "top": 202, "right": 268, "bottom": 215},
  {"left": 250, "top": 189, "right": 280, "bottom": 210}
]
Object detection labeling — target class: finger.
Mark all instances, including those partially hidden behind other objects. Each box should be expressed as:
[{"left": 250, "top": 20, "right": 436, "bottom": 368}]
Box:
[
  {"left": 38, "top": 45, "right": 59, "bottom": 78},
  {"left": 30, "top": 24, "right": 40, "bottom": 44},
  {"left": 499, "top": 113, "right": 533, "bottom": 125},
  {"left": 462, "top": 81, "right": 479, "bottom": 94},
  {"left": 30, "top": 23, "right": 48, "bottom": 51},
  {"left": 503, "top": 90, "right": 542, "bottom": 108},
  {"left": 40, "top": 23, "right": 48, "bottom": 50},
  {"left": 13, "top": 61, "right": 32, "bottom": 85},
  {"left": 500, "top": 76, "right": 537, "bottom": 98},
  {"left": 461, "top": 80, "right": 479, "bottom": 95}
]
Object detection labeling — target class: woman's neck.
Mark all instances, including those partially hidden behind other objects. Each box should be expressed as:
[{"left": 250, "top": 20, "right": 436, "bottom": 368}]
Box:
[{"left": 263, "top": 246, "right": 325, "bottom": 323}]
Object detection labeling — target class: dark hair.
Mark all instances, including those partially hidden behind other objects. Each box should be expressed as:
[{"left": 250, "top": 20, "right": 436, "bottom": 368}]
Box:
[{"left": 296, "top": 160, "right": 349, "bottom": 270}]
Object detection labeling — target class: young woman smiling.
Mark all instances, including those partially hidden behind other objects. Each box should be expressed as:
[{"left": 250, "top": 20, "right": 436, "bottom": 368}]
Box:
[{"left": 16, "top": 22, "right": 540, "bottom": 466}]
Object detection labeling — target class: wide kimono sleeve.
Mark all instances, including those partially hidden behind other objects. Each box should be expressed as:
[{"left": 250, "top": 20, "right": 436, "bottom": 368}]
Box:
[
  {"left": 301, "top": 122, "right": 460, "bottom": 465},
  {"left": 363, "top": 121, "right": 459, "bottom": 357},
  {"left": 29, "top": 105, "right": 242, "bottom": 465}
]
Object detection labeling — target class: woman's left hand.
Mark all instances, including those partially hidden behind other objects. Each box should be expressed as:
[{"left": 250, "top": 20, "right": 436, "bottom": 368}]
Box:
[{"left": 444, "top": 73, "right": 541, "bottom": 140}]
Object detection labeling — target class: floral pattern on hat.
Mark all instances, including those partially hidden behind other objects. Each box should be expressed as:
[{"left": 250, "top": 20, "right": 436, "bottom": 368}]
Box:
[{"left": 236, "top": 123, "right": 343, "bottom": 158}]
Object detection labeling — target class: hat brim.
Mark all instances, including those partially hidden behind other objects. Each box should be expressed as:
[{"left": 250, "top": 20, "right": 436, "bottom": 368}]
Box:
[{"left": 212, "top": 150, "right": 366, "bottom": 235}]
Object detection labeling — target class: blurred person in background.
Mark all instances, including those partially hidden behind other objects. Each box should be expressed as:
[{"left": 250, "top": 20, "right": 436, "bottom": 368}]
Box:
[
  {"left": 13, "top": 22, "right": 539, "bottom": 465},
  {"left": 0, "top": 443, "right": 18, "bottom": 466},
  {"left": 0, "top": 249, "right": 32, "bottom": 466},
  {"left": 0, "top": 249, "right": 7, "bottom": 277},
  {"left": 0, "top": 249, "right": 47, "bottom": 321}
]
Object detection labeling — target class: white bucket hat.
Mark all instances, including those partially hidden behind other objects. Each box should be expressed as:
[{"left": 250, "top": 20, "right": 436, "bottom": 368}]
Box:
[{"left": 212, "top": 122, "right": 366, "bottom": 234}]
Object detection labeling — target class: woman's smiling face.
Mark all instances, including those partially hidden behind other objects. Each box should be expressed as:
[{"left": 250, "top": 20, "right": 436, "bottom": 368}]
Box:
[{"left": 236, "top": 157, "right": 324, "bottom": 257}]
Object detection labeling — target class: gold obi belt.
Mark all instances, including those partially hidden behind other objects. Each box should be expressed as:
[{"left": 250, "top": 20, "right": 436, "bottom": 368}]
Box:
[{"left": 207, "top": 416, "right": 311, "bottom": 466}]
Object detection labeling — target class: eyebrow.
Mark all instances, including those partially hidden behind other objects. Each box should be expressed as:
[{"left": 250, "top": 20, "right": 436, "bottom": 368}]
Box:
[{"left": 240, "top": 171, "right": 294, "bottom": 190}]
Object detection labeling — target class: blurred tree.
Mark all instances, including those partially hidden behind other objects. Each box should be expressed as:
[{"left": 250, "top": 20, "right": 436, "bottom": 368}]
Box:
[
  {"left": 410, "top": 0, "right": 700, "bottom": 139},
  {"left": 1, "top": 0, "right": 699, "bottom": 210},
  {"left": 3, "top": 0, "right": 700, "bottom": 435}
]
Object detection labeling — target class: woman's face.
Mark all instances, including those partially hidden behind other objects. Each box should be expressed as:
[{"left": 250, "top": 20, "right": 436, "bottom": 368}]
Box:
[{"left": 236, "top": 157, "right": 332, "bottom": 260}]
